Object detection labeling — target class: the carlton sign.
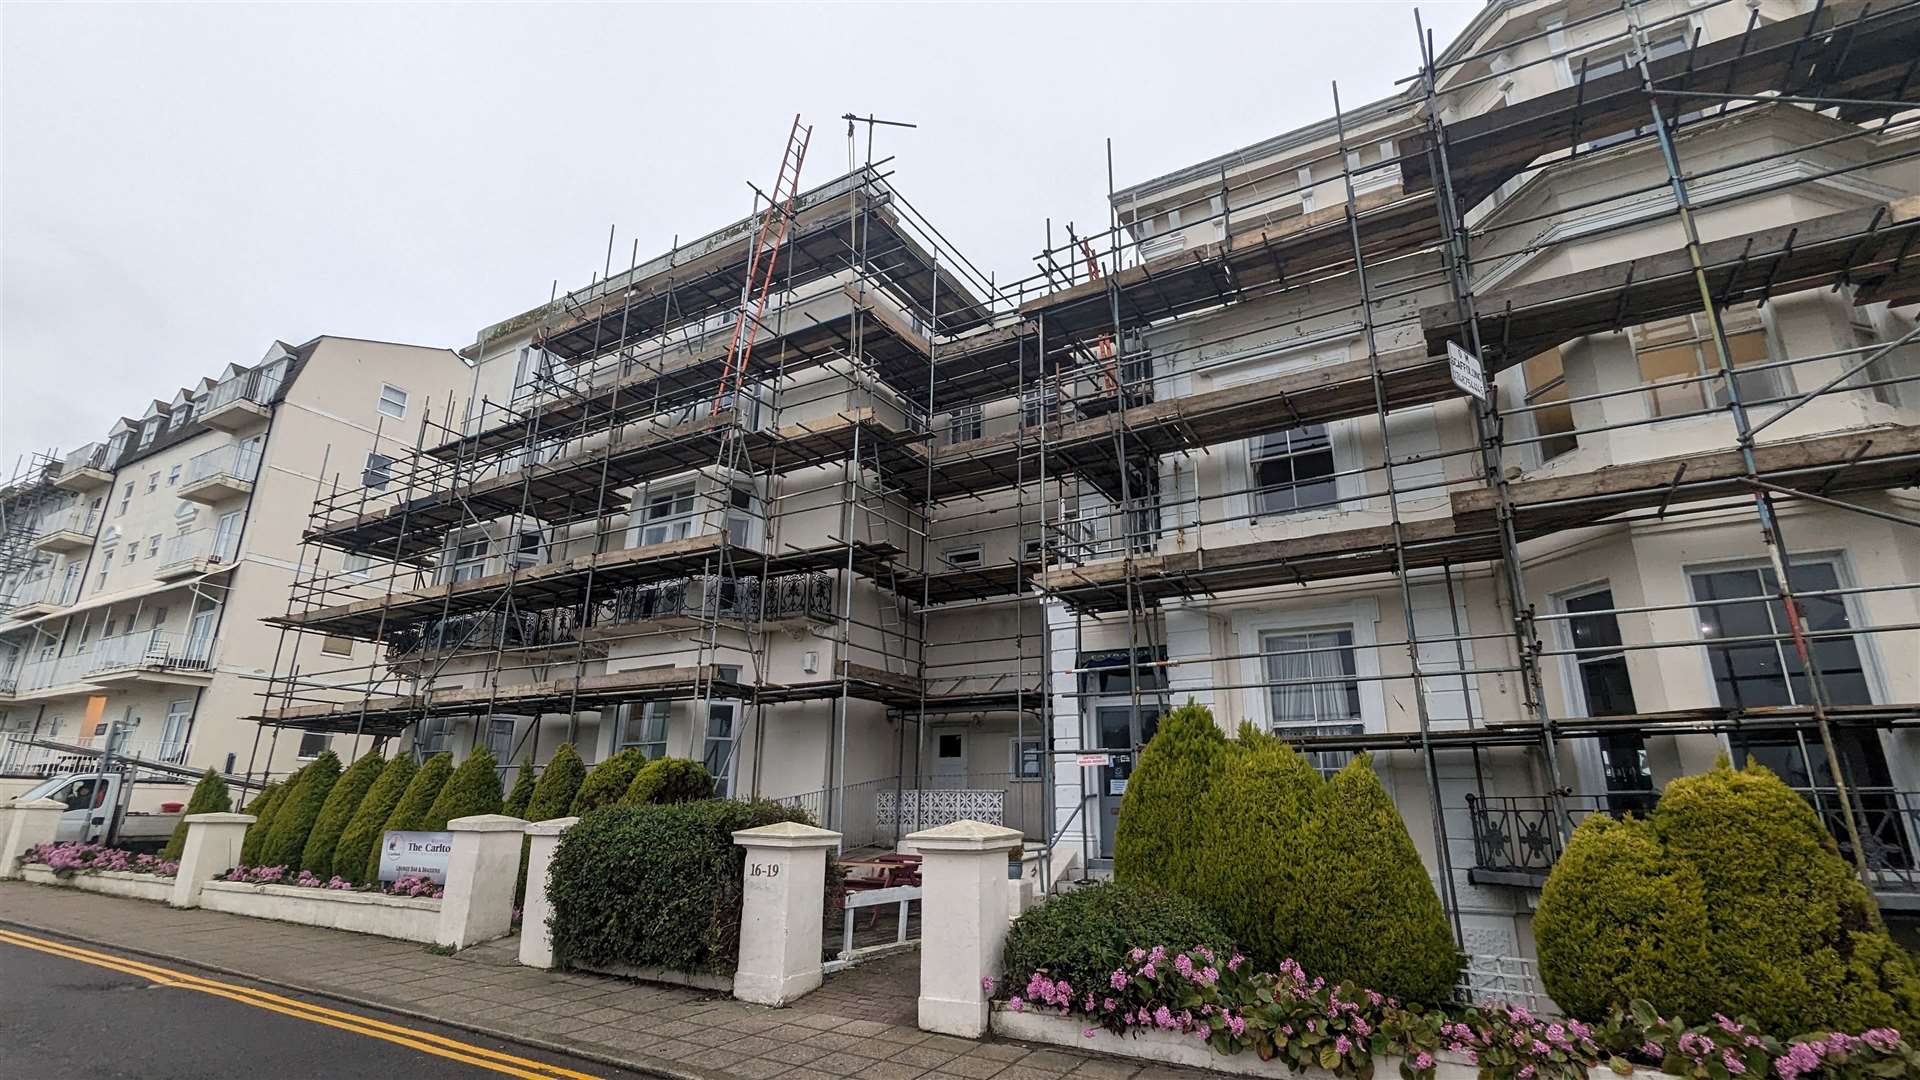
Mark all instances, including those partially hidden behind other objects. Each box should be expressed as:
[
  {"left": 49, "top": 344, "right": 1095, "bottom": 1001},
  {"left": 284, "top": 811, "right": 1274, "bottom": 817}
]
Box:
[{"left": 378, "top": 830, "right": 452, "bottom": 884}]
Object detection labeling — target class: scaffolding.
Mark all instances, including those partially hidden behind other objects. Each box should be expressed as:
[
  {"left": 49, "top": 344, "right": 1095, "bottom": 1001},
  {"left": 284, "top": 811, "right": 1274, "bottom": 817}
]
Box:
[{"left": 250, "top": 0, "right": 1920, "bottom": 958}]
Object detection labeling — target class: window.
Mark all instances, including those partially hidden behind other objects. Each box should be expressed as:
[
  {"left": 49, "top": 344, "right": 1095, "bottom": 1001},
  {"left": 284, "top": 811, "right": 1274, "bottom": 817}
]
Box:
[
  {"left": 297, "top": 732, "right": 331, "bottom": 759},
  {"left": 1263, "top": 626, "right": 1363, "bottom": 775},
  {"left": 617, "top": 700, "right": 671, "bottom": 759},
  {"left": 1849, "top": 306, "right": 1902, "bottom": 407},
  {"left": 1296, "top": 167, "right": 1315, "bottom": 214},
  {"left": 321, "top": 635, "right": 353, "bottom": 656},
  {"left": 1561, "top": 587, "right": 1651, "bottom": 812},
  {"left": 509, "top": 529, "right": 543, "bottom": 569},
  {"left": 167, "top": 464, "right": 181, "bottom": 487},
  {"left": 416, "top": 717, "right": 451, "bottom": 756},
  {"left": 124, "top": 546, "right": 136, "bottom": 566},
  {"left": 1630, "top": 309, "right": 1782, "bottom": 417},
  {"left": 1576, "top": 35, "right": 1691, "bottom": 149},
  {"left": 170, "top": 405, "right": 191, "bottom": 431},
  {"left": 377, "top": 384, "right": 409, "bottom": 419},
  {"left": 146, "top": 535, "right": 161, "bottom": 559},
  {"left": 139, "top": 418, "right": 161, "bottom": 448},
  {"left": 446, "top": 536, "right": 490, "bottom": 583},
  {"left": 701, "top": 667, "right": 742, "bottom": 796},
  {"left": 947, "top": 405, "right": 983, "bottom": 444},
  {"left": 118, "top": 482, "right": 132, "bottom": 516},
  {"left": 1021, "top": 385, "right": 1060, "bottom": 428},
  {"left": 724, "top": 486, "right": 758, "bottom": 549},
  {"left": 106, "top": 433, "right": 129, "bottom": 461},
  {"left": 146, "top": 471, "right": 159, "bottom": 493},
  {"left": 149, "top": 605, "right": 169, "bottom": 628},
  {"left": 341, "top": 552, "right": 371, "bottom": 578},
  {"left": 1691, "top": 561, "right": 1872, "bottom": 710},
  {"left": 1011, "top": 736, "right": 1045, "bottom": 781},
  {"left": 485, "top": 718, "right": 514, "bottom": 762},
  {"left": 637, "top": 485, "right": 695, "bottom": 546},
  {"left": 942, "top": 545, "right": 983, "bottom": 570},
  {"left": 1521, "top": 350, "right": 1577, "bottom": 461},
  {"left": 102, "top": 616, "right": 118, "bottom": 639},
  {"left": 363, "top": 452, "right": 394, "bottom": 492},
  {"left": 1249, "top": 424, "right": 1336, "bottom": 516},
  {"left": 513, "top": 348, "right": 554, "bottom": 401}
]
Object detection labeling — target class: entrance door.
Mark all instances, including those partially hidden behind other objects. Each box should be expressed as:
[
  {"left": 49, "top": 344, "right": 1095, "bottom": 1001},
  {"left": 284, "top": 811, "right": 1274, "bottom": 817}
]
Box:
[
  {"left": 1095, "top": 704, "right": 1162, "bottom": 859},
  {"left": 930, "top": 729, "right": 968, "bottom": 789}
]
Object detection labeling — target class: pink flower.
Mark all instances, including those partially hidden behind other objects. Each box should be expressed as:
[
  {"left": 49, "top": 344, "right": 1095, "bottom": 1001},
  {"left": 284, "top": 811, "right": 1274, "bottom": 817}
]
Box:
[
  {"left": 1109, "top": 969, "right": 1127, "bottom": 990},
  {"left": 1334, "top": 1036, "right": 1352, "bottom": 1055},
  {"left": 1008, "top": 997, "right": 1024, "bottom": 1013},
  {"left": 1413, "top": 1052, "right": 1434, "bottom": 1070},
  {"left": 980, "top": 976, "right": 994, "bottom": 995},
  {"left": 1228, "top": 1015, "right": 1246, "bottom": 1039}
]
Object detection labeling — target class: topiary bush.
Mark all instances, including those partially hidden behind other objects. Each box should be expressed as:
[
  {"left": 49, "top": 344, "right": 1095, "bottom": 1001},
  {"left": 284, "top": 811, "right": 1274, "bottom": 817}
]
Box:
[
  {"left": 258, "top": 751, "right": 341, "bottom": 870},
  {"left": 367, "top": 752, "right": 451, "bottom": 881},
  {"left": 1196, "top": 725, "right": 1323, "bottom": 973},
  {"left": 526, "top": 743, "right": 586, "bottom": 822},
  {"left": 546, "top": 798, "right": 815, "bottom": 975},
  {"left": 331, "top": 754, "right": 416, "bottom": 884},
  {"left": 238, "top": 782, "right": 284, "bottom": 867},
  {"left": 1113, "top": 700, "right": 1227, "bottom": 894},
  {"left": 420, "top": 748, "right": 504, "bottom": 830},
  {"left": 1653, "top": 760, "right": 1920, "bottom": 1031},
  {"left": 1292, "top": 756, "right": 1461, "bottom": 1004},
  {"left": 1535, "top": 813, "right": 1713, "bottom": 1021},
  {"left": 621, "top": 757, "right": 713, "bottom": 806},
  {"left": 570, "top": 747, "right": 647, "bottom": 816},
  {"left": 300, "top": 752, "right": 384, "bottom": 875},
  {"left": 161, "top": 769, "right": 232, "bottom": 860},
  {"left": 503, "top": 763, "right": 537, "bottom": 819},
  {"left": 1002, "top": 881, "right": 1233, "bottom": 1003}
]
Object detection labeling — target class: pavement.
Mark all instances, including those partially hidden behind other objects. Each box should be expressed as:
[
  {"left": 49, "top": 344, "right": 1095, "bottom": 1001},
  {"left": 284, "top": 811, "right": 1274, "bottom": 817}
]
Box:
[{"left": 0, "top": 881, "right": 1220, "bottom": 1080}]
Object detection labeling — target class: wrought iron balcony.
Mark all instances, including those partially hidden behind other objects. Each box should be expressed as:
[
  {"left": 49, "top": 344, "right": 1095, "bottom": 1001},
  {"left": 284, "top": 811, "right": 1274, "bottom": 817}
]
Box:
[
  {"left": 384, "top": 607, "right": 585, "bottom": 663},
  {"left": 1464, "top": 790, "right": 1919, "bottom": 901},
  {"left": 597, "top": 572, "right": 833, "bottom": 626}
]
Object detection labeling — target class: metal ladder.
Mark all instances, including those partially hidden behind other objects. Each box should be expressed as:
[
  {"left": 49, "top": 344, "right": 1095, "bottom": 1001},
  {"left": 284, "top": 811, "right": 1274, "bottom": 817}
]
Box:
[{"left": 711, "top": 115, "right": 812, "bottom": 417}]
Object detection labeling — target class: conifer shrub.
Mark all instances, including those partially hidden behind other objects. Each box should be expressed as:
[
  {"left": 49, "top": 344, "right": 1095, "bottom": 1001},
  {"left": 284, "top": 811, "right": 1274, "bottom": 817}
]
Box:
[
  {"left": 299, "top": 752, "right": 384, "bottom": 875},
  {"left": 1003, "top": 881, "right": 1232, "bottom": 1003},
  {"left": 238, "top": 782, "right": 284, "bottom": 867},
  {"left": 1113, "top": 700, "right": 1227, "bottom": 893},
  {"left": 1653, "top": 760, "right": 1920, "bottom": 1031},
  {"left": 258, "top": 751, "right": 341, "bottom": 870},
  {"left": 1294, "top": 756, "right": 1461, "bottom": 1004},
  {"left": 621, "top": 757, "right": 713, "bottom": 806},
  {"left": 332, "top": 754, "right": 416, "bottom": 884},
  {"left": 366, "top": 752, "right": 451, "bottom": 881},
  {"left": 1534, "top": 813, "right": 1713, "bottom": 1021},
  {"left": 420, "top": 748, "right": 504, "bottom": 830},
  {"left": 503, "top": 764, "right": 537, "bottom": 819},
  {"left": 1196, "top": 725, "right": 1323, "bottom": 971},
  {"left": 546, "top": 798, "right": 815, "bottom": 974},
  {"left": 525, "top": 743, "right": 586, "bottom": 822},
  {"left": 569, "top": 747, "right": 647, "bottom": 816},
  {"left": 161, "top": 769, "right": 232, "bottom": 861}
]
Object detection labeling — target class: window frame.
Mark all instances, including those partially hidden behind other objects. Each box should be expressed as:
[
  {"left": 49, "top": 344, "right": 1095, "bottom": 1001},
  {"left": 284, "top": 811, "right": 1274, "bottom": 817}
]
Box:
[
  {"left": 377, "top": 384, "right": 409, "bottom": 420},
  {"left": 941, "top": 545, "right": 984, "bottom": 570},
  {"left": 1685, "top": 554, "right": 1880, "bottom": 712},
  {"left": 1011, "top": 736, "right": 1045, "bottom": 781},
  {"left": 1247, "top": 423, "right": 1339, "bottom": 518}
]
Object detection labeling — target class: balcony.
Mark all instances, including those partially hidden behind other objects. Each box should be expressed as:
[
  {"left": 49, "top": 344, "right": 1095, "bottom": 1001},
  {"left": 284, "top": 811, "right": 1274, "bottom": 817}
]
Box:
[
  {"left": 31, "top": 505, "right": 101, "bottom": 554},
  {"left": 384, "top": 608, "right": 590, "bottom": 666},
  {"left": 155, "top": 527, "right": 239, "bottom": 579},
  {"left": 1464, "top": 791, "right": 1920, "bottom": 908},
  {"left": 592, "top": 572, "right": 834, "bottom": 631},
  {"left": 178, "top": 443, "right": 260, "bottom": 504},
  {"left": 6, "top": 573, "right": 82, "bottom": 619},
  {"left": 198, "top": 367, "right": 277, "bottom": 431},
  {"left": 53, "top": 443, "right": 113, "bottom": 493},
  {"left": 86, "top": 629, "right": 217, "bottom": 686},
  {"left": 0, "top": 732, "right": 191, "bottom": 777}
]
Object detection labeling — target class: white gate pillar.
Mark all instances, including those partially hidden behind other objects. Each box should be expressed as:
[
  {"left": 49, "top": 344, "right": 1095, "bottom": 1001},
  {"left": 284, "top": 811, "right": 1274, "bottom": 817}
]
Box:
[
  {"left": 518, "top": 816, "right": 577, "bottom": 969},
  {"left": 170, "top": 812, "right": 254, "bottom": 908},
  {"left": 907, "top": 819, "right": 1024, "bottom": 1037},
  {"left": 731, "top": 821, "right": 840, "bottom": 1006},
  {"left": 1, "top": 799, "right": 65, "bottom": 880},
  {"left": 437, "top": 814, "right": 526, "bottom": 949}
]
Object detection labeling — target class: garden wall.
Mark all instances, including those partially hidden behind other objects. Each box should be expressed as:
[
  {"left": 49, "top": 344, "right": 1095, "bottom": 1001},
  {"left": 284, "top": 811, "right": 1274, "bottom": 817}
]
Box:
[
  {"left": 197, "top": 880, "right": 441, "bottom": 943},
  {"left": 20, "top": 864, "right": 174, "bottom": 903}
]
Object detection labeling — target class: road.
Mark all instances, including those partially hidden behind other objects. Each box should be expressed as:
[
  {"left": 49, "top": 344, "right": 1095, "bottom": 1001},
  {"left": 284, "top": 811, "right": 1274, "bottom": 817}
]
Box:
[{"left": 0, "top": 928, "right": 651, "bottom": 1080}]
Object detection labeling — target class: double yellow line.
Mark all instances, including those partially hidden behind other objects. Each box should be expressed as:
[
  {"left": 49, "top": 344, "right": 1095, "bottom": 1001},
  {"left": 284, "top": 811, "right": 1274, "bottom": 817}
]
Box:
[{"left": 0, "top": 927, "right": 605, "bottom": 1080}]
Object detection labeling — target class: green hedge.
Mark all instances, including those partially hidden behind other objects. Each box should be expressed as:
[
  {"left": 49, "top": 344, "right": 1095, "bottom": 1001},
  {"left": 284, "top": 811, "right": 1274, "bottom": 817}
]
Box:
[
  {"left": 1538, "top": 759, "right": 1920, "bottom": 1030},
  {"left": 1535, "top": 814, "right": 1713, "bottom": 1021},
  {"left": 1113, "top": 704, "right": 1460, "bottom": 1003},
  {"left": 366, "top": 752, "right": 451, "bottom": 881},
  {"left": 300, "top": 753, "right": 384, "bottom": 875},
  {"left": 621, "top": 757, "right": 713, "bottom": 806},
  {"left": 331, "top": 755, "right": 416, "bottom": 884},
  {"left": 526, "top": 743, "right": 586, "bottom": 822},
  {"left": 546, "top": 799, "right": 813, "bottom": 975},
  {"left": 570, "top": 747, "right": 647, "bottom": 816},
  {"left": 238, "top": 782, "right": 285, "bottom": 867},
  {"left": 1003, "top": 881, "right": 1232, "bottom": 1001},
  {"left": 161, "top": 770, "right": 232, "bottom": 861},
  {"left": 420, "top": 748, "right": 504, "bottom": 830},
  {"left": 503, "top": 764, "right": 537, "bottom": 819},
  {"left": 259, "top": 752, "right": 341, "bottom": 870}
]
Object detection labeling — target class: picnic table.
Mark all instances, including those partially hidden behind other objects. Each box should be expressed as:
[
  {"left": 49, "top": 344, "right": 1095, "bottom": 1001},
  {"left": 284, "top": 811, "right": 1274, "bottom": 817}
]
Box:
[{"left": 836, "top": 852, "right": 922, "bottom": 889}]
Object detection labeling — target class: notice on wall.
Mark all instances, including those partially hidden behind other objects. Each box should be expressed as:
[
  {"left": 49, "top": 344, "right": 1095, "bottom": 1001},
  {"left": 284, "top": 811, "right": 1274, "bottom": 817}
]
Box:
[
  {"left": 378, "top": 830, "right": 452, "bottom": 884},
  {"left": 1446, "top": 341, "right": 1489, "bottom": 403}
]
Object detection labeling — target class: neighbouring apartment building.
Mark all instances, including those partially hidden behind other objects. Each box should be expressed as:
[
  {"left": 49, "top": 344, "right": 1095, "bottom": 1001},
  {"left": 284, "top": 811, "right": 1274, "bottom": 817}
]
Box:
[
  {"left": 249, "top": 0, "right": 1920, "bottom": 1001},
  {"left": 0, "top": 337, "right": 469, "bottom": 805}
]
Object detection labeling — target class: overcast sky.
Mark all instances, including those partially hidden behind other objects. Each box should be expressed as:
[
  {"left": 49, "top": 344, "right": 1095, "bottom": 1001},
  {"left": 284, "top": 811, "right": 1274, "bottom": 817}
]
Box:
[{"left": 1, "top": 1, "right": 1478, "bottom": 469}]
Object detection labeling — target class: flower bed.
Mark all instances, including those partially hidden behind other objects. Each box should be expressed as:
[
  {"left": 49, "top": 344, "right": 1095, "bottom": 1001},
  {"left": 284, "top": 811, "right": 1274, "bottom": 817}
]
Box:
[
  {"left": 220, "top": 864, "right": 444, "bottom": 899},
  {"left": 20, "top": 863, "right": 177, "bottom": 903},
  {"left": 198, "top": 877, "right": 441, "bottom": 943},
  {"left": 25, "top": 841, "right": 178, "bottom": 878},
  {"left": 999, "top": 946, "right": 1919, "bottom": 1080}
]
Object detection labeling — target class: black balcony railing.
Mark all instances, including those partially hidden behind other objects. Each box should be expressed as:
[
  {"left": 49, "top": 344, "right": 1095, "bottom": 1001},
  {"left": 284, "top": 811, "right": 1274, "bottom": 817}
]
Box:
[
  {"left": 597, "top": 572, "right": 832, "bottom": 626},
  {"left": 385, "top": 608, "right": 583, "bottom": 662},
  {"left": 1464, "top": 789, "right": 1920, "bottom": 896}
]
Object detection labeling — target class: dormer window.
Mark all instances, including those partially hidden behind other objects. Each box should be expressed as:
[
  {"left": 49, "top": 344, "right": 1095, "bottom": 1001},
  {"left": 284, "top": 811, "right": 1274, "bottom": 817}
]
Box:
[
  {"left": 106, "top": 433, "right": 129, "bottom": 461},
  {"left": 170, "top": 404, "right": 192, "bottom": 430},
  {"left": 140, "top": 418, "right": 162, "bottom": 448}
]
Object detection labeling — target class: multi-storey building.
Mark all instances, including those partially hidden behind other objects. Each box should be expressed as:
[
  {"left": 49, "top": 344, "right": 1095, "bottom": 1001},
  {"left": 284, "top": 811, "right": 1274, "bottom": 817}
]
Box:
[
  {"left": 0, "top": 337, "right": 469, "bottom": 804},
  {"left": 253, "top": 0, "right": 1920, "bottom": 999}
]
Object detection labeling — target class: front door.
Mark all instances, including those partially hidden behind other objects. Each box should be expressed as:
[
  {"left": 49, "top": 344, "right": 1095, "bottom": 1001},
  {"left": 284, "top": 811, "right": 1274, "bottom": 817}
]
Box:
[
  {"left": 1095, "top": 704, "right": 1162, "bottom": 859},
  {"left": 930, "top": 729, "right": 968, "bottom": 789}
]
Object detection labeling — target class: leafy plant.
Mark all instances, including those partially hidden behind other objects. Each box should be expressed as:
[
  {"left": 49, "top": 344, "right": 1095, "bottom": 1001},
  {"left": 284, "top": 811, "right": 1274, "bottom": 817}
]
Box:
[
  {"left": 569, "top": 747, "right": 646, "bottom": 816},
  {"left": 420, "top": 748, "right": 503, "bottom": 830},
  {"left": 160, "top": 769, "right": 232, "bottom": 860},
  {"left": 620, "top": 757, "right": 713, "bottom": 806},
  {"left": 331, "top": 754, "right": 416, "bottom": 884},
  {"left": 1113, "top": 700, "right": 1228, "bottom": 894},
  {"left": 366, "top": 752, "right": 451, "bottom": 881},
  {"left": 1003, "top": 881, "right": 1231, "bottom": 1005},
  {"left": 258, "top": 751, "right": 341, "bottom": 870},
  {"left": 238, "top": 781, "right": 285, "bottom": 868},
  {"left": 503, "top": 764, "right": 537, "bottom": 819},
  {"left": 300, "top": 753, "right": 384, "bottom": 875},
  {"left": 525, "top": 743, "right": 585, "bottom": 822},
  {"left": 545, "top": 798, "right": 815, "bottom": 975}
]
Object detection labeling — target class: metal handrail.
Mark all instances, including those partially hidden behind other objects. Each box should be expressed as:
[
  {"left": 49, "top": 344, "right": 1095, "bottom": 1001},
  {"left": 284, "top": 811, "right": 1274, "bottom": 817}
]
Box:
[{"left": 186, "top": 444, "right": 261, "bottom": 485}]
